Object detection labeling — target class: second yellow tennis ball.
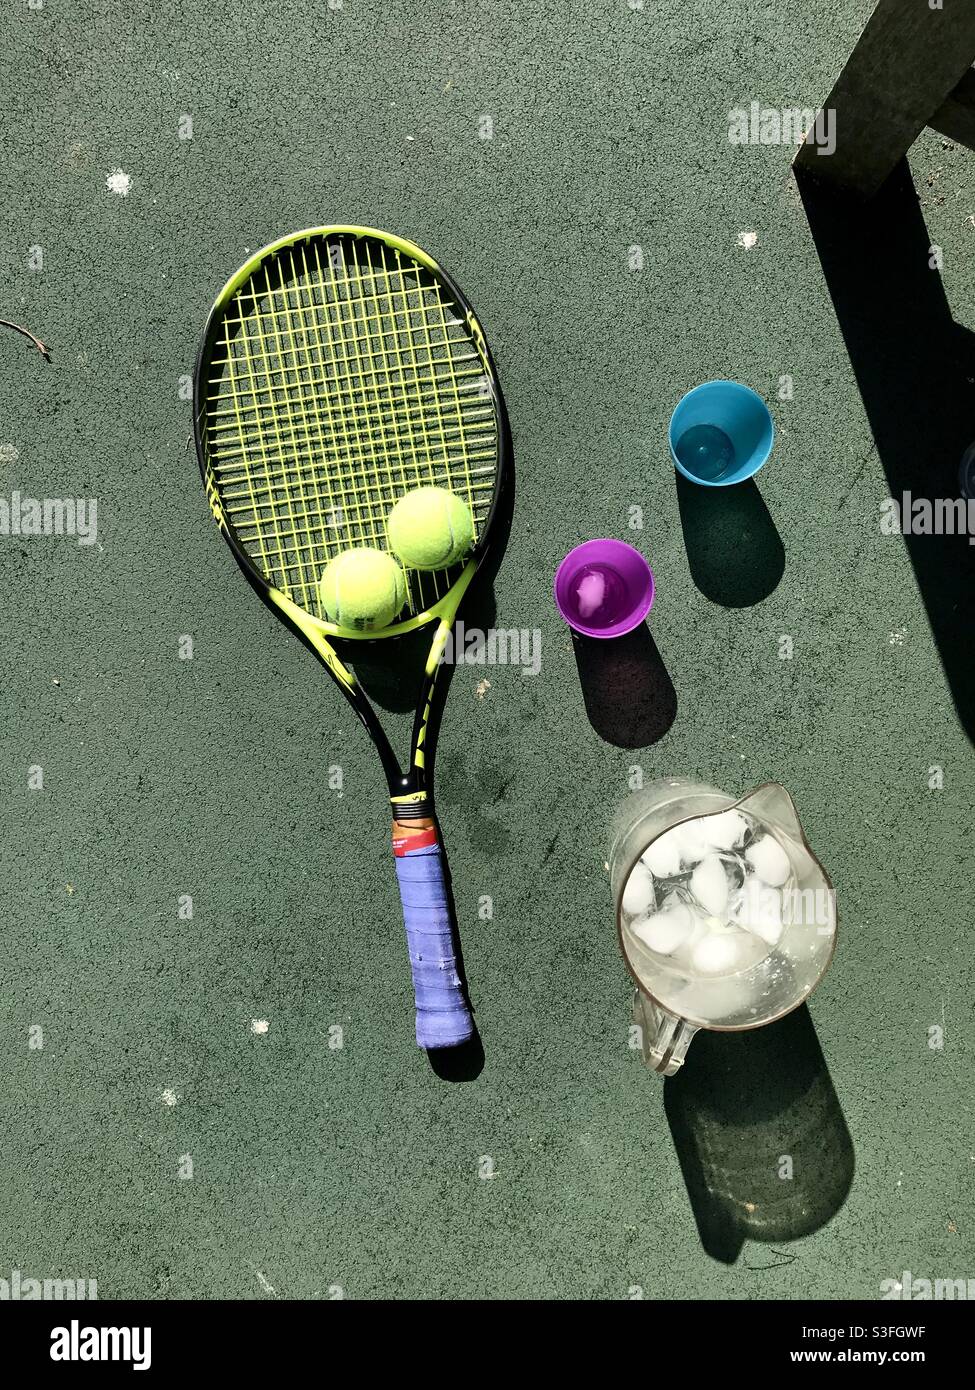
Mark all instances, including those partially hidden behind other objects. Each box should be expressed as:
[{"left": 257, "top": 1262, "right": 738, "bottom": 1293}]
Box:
[
  {"left": 387, "top": 487, "right": 474, "bottom": 570},
  {"left": 318, "top": 548, "right": 407, "bottom": 629}
]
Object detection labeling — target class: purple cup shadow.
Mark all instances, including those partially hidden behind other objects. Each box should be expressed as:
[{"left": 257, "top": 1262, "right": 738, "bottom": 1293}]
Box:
[{"left": 553, "top": 539, "right": 655, "bottom": 639}]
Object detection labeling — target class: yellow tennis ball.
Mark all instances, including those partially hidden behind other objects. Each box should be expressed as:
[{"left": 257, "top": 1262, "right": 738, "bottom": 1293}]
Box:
[
  {"left": 318, "top": 548, "right": 407, "bottom": 630},
  {"left": 386, "top": 487, "right": 474, "bottom": 571}
]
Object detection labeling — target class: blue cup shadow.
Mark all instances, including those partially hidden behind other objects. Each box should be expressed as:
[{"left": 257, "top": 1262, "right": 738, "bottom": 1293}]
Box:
[{"left": 675, "top": 471, "right": 785, "bottom": 607}]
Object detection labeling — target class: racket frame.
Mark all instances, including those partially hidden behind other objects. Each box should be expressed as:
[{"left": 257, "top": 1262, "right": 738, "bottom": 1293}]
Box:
[{"left": 193, "top": 225, "right": 511, "bottom": 813}]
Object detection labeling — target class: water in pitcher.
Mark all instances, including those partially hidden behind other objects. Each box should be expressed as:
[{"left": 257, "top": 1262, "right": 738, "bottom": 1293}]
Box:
[{"left": 619, "top": 806, "right": 800, "bottom": 1017}]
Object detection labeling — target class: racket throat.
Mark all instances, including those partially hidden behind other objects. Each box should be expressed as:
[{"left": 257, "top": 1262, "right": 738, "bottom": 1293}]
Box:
[
  {"left": 390, "top": 789, "right": 435, "bottom": 824},
  {"left": 391, "top": 793, "right": 438, "bottom": 857}
]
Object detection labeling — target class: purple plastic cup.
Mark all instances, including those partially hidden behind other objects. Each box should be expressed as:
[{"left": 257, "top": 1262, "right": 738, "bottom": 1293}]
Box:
[{"left": 553, "top": 539, "right": 655, "bottom": 639}]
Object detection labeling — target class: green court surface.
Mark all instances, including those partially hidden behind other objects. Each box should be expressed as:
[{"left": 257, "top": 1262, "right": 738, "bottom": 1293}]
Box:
[{"left": 2, "top": 0, "right": 973, "bottom": 1299}]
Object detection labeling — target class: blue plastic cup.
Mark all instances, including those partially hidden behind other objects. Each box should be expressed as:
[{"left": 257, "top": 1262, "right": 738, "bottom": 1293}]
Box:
[{"left": 669, "top": 381, "right": 774, "bottom": 487}]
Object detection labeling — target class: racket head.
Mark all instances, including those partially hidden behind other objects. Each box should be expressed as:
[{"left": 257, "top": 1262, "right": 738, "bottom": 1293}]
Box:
[{"left": 194, "top": 226, "right": 508, "bottom": 641}]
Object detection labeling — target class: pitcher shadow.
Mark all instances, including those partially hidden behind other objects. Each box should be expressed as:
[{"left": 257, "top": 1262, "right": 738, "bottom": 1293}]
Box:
[{"left": 663, "top": 1003, "right": 854, "bottom": 1264}]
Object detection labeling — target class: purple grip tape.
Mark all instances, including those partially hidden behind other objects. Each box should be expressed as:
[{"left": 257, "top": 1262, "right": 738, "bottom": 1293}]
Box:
[{"left": 394, "top": 837, "right": 473, "bottom": 1049}]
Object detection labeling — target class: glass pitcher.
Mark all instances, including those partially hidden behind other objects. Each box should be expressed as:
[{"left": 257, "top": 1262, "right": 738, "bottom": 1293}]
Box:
[{"left": 610, "top": 779, "right": 837, "bottom": 1075}]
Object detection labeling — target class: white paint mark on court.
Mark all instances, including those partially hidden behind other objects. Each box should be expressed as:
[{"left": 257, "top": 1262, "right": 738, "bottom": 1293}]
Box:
[
  {"left": 0, "top": 443, "right": 20, "bottom": 464},
  {"left": 736, "top": 230, "right": 758, "bottom": 250},
  {"left": 888, "top": 626, "right": 907, "bottom": 646},
  {"left": 106, "top": 168, "right": 132, "bottom": 197},
  {"left": 248, "top": 1264, "right": 277, "bottom": 1297},
  {"left": 475, "top": 679, "right": 491, "bottom": 699},
  {"left": 160, "top": 1088, "right": 178, "bottom": 1107},
  {"left": 250, "top": 1019, "right": 269, "bottom": 1035}
]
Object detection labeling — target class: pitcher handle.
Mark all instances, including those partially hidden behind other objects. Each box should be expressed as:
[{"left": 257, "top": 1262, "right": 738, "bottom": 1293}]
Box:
[{"left": 633, "top": 989, "right": 699, "bottom": 1075}]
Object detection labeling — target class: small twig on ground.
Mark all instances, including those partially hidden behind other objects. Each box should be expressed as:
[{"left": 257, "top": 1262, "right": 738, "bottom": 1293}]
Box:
[
  {"left": 744, "top": 1248, "right": 798, "bottom": 1271},
  {"left": 0, "top": 318, "right": 51, "bottom": 361}
]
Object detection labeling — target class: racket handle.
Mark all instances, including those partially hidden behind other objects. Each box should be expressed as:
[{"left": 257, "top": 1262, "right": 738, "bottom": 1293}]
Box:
[{"left": 392, "top": 819, "right": 473, "bottom": 1049}]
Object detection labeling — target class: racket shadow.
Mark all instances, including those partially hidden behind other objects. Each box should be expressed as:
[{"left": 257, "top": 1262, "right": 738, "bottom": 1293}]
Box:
[
  {"left": 422, "top": 453, "right": 515, "bottom": 1079},
  {"left": 336, "top": 603, "right": 493, "bottom": 1078},
  {"left": 231, "top": 565, "right": 489, "bottom": 1073},
  {"left": 351, "top": 429, "right": 515, "bottom": 1077}
]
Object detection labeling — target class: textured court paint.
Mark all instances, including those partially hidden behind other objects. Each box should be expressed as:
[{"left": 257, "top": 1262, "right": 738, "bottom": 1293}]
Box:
[{"left": 1, "top": 0, "right": 973, "bottom": 1300}]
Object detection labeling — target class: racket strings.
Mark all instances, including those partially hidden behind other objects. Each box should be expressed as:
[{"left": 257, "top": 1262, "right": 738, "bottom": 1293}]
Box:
[{"left": 202, "top": 233, "right": 499, "bottom": 617}]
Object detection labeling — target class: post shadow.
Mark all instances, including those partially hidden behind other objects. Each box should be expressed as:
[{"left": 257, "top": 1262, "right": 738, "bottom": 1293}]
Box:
[
  {"left": 797, "top": 158, "right": 975, "bottom": 744},
  {"left": 675, "top": 471, "right": 785, "bottom": 608},
  {"left": 571, "top": 625, "right": 677, "bottom": 748},
  {"left": 663, "top": 1004, "right": 854, "bottom": 1264}
]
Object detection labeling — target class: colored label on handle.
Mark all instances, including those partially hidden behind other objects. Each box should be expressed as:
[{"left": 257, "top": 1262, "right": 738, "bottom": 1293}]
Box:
[{"left": 392, "top": 826, "right": 438, "bottom": 856}]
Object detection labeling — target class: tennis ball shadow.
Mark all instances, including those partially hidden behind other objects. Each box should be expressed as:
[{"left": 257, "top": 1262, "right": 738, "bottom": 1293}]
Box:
[
  {"left": 663, "top": 1004, "right": 854, "bottom": 1263},
  {"left": 342, "top": 573, "right": 499, "bottom": 726},
  {"left": 344, "top": 625, "right": 442, "bottom": 714},
  {"left": 571, "top": 626, "right": 677, "bottom": 748},
  {"left": 675, "top": 471, "right": 785, "bottom": 608}
]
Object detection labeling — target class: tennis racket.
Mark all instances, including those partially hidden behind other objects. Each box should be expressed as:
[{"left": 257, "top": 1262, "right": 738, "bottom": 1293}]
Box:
[{"left": 194, "top": 225, "right": 510, "bottom": 1049}]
